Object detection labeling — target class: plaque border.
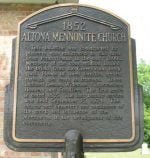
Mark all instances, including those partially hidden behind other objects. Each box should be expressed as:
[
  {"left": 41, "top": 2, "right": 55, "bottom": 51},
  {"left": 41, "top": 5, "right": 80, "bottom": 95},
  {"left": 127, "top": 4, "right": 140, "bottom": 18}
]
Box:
[{"left": 12, "top": 3, "right": 135, "bottom": 143}]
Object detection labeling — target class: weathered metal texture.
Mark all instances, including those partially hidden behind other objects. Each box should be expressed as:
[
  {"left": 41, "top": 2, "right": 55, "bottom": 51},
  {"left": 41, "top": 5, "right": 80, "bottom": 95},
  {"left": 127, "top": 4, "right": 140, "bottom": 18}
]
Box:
[
  {"left": 64, "top": 130, "right": 84, "bottom": 158},
  {"left": 4, "top": 4, "right": 143, "bottom": 152}
]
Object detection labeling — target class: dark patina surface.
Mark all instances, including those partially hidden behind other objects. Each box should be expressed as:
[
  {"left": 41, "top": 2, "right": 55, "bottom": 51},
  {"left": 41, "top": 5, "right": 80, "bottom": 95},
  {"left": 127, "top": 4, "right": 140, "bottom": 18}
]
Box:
[{"left": 4, "top": 4, "right": 143, "bottom": 151}]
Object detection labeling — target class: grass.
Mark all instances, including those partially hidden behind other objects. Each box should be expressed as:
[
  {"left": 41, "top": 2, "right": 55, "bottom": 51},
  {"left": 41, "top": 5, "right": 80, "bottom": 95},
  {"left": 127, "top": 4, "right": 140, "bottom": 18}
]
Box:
[{"left": 85, "top": 149, "right": 150, "bottom": 158}]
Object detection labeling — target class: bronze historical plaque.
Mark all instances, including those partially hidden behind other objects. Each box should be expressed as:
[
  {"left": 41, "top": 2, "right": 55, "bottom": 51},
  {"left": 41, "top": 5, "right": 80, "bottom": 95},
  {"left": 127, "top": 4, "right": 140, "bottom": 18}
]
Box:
[{"left": 4, "top": 4, "right": 143, "bottom": 151}]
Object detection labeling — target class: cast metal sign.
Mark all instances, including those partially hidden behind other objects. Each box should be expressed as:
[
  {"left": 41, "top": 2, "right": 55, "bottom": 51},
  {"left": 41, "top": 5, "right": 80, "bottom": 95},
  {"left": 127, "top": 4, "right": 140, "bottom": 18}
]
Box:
[{"left": 4, "top": 4, "right": 143, "bottom": 152}]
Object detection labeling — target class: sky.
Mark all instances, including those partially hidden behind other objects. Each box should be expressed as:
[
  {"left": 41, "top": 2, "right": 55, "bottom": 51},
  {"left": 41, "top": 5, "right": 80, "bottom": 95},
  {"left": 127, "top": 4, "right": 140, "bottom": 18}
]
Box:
[{"left": 79, "top": 0, "right": 150, "bottom": 64}]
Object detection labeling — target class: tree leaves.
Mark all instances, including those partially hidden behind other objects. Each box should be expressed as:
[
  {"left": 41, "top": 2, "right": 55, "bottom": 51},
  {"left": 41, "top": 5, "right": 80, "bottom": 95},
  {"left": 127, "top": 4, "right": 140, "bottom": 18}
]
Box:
[{"left": 138, "top": 60, "right": 150, "bottom": 143}]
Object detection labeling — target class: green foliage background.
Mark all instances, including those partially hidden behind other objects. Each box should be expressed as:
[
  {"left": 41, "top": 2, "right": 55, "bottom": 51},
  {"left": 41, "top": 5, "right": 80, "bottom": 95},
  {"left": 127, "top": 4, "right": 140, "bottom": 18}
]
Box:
[{"left": 137, "top": 60, "right": 150, "bottom": 143}]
